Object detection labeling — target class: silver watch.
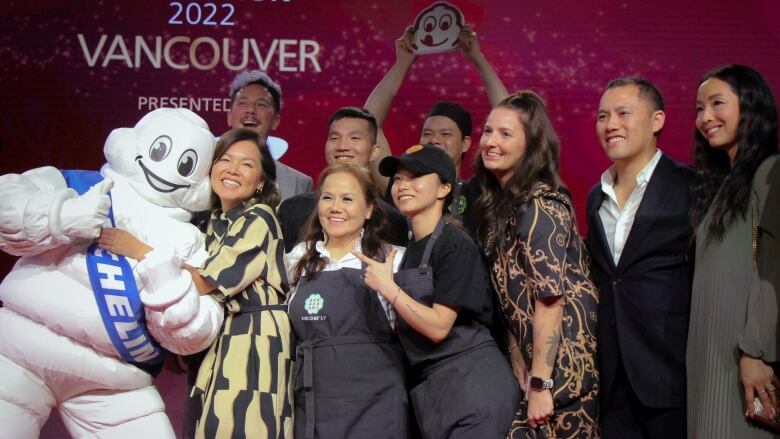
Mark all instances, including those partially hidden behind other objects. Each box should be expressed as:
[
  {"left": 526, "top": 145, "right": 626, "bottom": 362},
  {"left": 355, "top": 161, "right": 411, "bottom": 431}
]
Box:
[{"left": 527, "top": 375, "right": 554, "bottom": 391}]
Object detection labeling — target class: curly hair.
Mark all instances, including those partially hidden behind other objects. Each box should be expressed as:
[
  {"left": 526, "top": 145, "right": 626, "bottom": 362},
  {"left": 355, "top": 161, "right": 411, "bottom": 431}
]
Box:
[
  {"left": 209, "top": 128, "right": 281, "bottom": 211},
  {"left": 228, "top": 70, "right": 282, "bottom": 113},
  {"left": 690, "top": 64, "right": 779, "bottom": 243},
  {"left": 473, "top": 91, "right": 570, "bottom": 255},
  {"left": 291, "top": 164, "right": 392, "bottom": 285}
]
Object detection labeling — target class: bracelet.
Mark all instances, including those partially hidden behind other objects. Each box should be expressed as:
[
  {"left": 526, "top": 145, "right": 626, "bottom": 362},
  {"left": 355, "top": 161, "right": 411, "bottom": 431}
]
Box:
[
  {"left": 391, "top": 286, "right": 402, "bottom": 306},
  {"left": 508, "top": 343, "right": 519, "bottom": 353}
]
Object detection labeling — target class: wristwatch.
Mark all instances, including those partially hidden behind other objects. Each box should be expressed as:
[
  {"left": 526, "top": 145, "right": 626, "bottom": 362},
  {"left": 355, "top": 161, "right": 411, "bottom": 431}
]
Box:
[{"left": 527, "top": 375, "right": 554, "bottom": 391}]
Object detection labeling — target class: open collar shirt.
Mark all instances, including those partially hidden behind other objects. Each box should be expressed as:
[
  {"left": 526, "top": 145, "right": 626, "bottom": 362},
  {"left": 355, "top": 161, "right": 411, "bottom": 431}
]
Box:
[{"left": 598, "top": 149, "right": 662, "bottom": 265}]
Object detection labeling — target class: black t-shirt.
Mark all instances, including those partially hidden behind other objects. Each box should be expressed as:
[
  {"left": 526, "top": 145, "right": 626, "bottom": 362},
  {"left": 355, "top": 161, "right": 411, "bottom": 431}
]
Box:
[
  {"left": 278, "top": 192, "right": 409, "bottom": 252},
  {"left": 401, "top": 222, "right": 494, "bottom": 327}
]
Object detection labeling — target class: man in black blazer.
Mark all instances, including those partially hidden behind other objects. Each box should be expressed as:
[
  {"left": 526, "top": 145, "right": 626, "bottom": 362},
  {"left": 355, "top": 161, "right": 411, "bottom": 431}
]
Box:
[{"left": 588, "top": 77, "right": 694, "bottom": 438}]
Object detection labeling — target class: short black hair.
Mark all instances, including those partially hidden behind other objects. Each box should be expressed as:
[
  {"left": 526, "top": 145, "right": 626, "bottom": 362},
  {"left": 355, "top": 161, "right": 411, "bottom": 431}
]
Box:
[
  {"left": 605, "top": 76, "right": 665, "bottom": 111},
  {"left": 425, "top": 101, "right": 472, "bottom": 138},
  {"left": 327, "top": 107, "right": 378, "bottom": 144}
]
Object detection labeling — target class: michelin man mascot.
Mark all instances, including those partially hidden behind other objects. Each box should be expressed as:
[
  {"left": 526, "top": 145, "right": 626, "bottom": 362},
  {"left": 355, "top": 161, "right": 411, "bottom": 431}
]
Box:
[{"left": 0, "top": 108, "right": 226, "bottom": 438}]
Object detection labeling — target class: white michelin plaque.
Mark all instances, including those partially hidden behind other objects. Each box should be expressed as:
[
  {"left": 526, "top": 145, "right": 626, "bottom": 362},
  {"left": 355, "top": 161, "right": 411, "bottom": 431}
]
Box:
[{"left": 412, "top": 2, "right": 465, "bottom": 55}]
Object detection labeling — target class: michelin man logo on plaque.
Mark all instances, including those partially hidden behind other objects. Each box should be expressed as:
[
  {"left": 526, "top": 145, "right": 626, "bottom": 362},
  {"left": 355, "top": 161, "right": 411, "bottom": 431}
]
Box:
[
  {"left": 0, "top": 108, "right": 218, "bottom": 438},
  {"left": 412, "top": 1, "right": 465, "bottom": 55}
]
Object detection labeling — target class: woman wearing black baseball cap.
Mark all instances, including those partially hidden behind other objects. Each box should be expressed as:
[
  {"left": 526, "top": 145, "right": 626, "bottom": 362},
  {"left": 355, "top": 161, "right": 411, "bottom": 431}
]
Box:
[{"left": 354, "top": 144, "right": 519, "bottom": 438}]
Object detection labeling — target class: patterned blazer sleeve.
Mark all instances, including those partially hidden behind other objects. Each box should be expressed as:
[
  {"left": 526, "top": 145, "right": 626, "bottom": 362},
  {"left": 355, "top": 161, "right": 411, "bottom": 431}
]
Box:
[
  {"left": 201, "top": 205, "right": 285, "bottom": 301},
  {"left": 516, "top": 193, "right": 573, "bottom": 301}
]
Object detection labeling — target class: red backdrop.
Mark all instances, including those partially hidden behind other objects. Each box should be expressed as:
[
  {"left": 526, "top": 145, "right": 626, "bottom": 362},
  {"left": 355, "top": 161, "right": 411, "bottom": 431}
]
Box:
[
  {"left": 3, "top": 2, "right": 780, "bottom": 436},
  {"left": 3, "top": 0, "right": 780, "bottom": 278}
]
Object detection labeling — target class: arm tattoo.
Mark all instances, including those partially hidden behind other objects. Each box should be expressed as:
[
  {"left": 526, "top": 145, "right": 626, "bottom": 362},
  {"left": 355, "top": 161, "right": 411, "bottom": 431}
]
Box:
[
  {"left": 406, "top": 303, "right": 423, "bottom": 319},
  {"left": 545, "top": 329, "right": 560, "bottom": 367}
]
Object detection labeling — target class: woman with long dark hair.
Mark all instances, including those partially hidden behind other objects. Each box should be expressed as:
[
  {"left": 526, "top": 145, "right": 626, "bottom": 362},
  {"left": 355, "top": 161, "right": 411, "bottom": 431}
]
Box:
[
  {"left": 285, "top": 163, "right": 409, "bottom": 438},
  {"left": 98, "top": 128, "right": 294, "bottom": 438},
  {"left": 473, "top": 91, "right": 600, "bottom": 438},
  {"left": 686, "top": 64, "right": 779, "bottom": 438}
]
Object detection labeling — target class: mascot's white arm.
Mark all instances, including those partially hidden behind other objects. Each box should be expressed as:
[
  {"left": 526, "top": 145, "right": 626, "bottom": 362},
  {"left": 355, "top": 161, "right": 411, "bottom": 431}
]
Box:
[
  {"left": 98, "top": 107, "right": 224, "bottom": 355},
  {"left": 0, "top": 166, "right": 112, "bottom": 257},
  {"left": 135, "top": 247, "right": 224, "bottom": 355}
]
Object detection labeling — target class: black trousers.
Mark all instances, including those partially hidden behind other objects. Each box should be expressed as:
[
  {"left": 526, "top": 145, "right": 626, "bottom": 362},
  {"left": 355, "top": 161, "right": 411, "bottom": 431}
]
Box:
[{"left": 601, "top": 360, "right": 686, "bottom": 439}]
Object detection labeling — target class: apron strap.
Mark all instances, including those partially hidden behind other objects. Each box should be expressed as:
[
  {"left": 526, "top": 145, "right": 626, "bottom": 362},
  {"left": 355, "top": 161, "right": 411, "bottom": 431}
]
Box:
[
  {"left": 419, "top": 217, "right": 446, "bottom": 273},
  {"left": 398, "top": 216, "right": 447, "bottom": 272},
  {"left": 298, "top": 334, "right": 395, "bottom": 439}
]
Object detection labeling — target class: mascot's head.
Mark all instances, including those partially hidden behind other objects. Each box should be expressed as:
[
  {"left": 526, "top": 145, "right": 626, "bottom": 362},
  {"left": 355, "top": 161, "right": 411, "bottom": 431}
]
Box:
[{"left": 104, "top": 108, "right": 216, "bottom": 211}]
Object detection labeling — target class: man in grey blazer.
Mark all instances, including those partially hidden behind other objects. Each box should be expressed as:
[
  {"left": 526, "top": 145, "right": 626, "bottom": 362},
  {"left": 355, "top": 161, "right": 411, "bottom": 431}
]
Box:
[{"left": 227, "top": 70, "right": 313, "bottom": 201}]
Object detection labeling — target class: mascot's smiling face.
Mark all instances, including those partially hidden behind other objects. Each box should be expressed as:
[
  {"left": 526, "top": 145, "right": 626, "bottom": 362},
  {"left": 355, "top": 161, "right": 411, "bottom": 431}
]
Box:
[
  {"left": 413, "top": 2, "right": 464, "bottom": 55},
  {"left": 137, "top": 134, "right": 199, "bottom": 193},
  {"left": 104, "top": 108, "right": 216, "bottom": 211}
]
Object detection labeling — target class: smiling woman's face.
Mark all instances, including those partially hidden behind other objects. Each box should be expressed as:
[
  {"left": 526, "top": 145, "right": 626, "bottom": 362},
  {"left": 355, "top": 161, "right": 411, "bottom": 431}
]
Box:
[
  {"left": 696, "top": 77, "right": 741, "bottom": 159},
  {"left": 210, "top": 140, "right": 264, "bottom": 211},
  {"left": 317, "top": 171, "right": 373, "bottom": 244}
]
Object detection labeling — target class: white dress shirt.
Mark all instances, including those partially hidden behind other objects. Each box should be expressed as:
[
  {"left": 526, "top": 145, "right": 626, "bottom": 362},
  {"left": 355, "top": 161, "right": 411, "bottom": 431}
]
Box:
[
  {"left": 598, "top": 149, "right": 662, "bottom": 265},
  {"left": 285, "top": 240, "right": 405, "bottom": 328}
]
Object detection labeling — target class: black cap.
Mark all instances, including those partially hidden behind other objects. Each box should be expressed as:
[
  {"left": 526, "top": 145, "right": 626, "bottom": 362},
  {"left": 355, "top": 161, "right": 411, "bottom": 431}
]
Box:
[
  {"left": 379, "top": 144, "right": 456, "bottom": 185},
  {"left": 425, "top": 101, "right": 472, "bottom": 138}
]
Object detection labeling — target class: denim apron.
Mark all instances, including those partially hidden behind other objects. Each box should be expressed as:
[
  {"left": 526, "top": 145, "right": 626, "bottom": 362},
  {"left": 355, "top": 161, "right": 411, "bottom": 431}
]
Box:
[
  {"left": 289, "top": 264, "right": 409, "bottom": 438},
  {"left": 394, "top": 218, "right": 519, "bottom": 439}
]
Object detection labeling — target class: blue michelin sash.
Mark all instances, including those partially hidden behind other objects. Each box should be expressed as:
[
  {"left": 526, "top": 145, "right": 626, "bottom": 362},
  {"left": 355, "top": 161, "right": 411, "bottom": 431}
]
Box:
[{"left": 61, "top": 170, "right": 164, "bottom": 376}]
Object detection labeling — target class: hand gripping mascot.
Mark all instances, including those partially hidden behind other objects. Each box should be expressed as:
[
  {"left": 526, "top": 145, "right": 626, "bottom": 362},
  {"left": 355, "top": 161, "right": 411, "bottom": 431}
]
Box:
[{"left": 0, "top": 108, "right": 226, "bottom": 438}]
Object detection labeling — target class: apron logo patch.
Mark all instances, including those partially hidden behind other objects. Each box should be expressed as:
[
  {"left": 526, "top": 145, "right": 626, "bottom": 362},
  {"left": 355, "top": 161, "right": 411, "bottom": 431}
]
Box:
[
  {"left": 449, "top": 194, "right": 467, "bottom": 215},
  {"left": 304, "top": 293, "right": 324, "bottom": 315}
]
